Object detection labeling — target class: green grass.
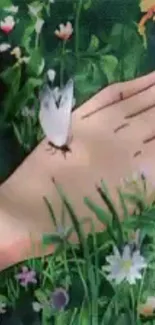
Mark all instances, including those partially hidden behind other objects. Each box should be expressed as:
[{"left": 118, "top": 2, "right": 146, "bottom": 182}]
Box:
[{"left": 0, "top": 174, "right": 155, "bottom": 324}]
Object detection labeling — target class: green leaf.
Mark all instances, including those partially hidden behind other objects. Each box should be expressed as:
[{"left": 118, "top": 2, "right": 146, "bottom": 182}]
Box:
[
  {"left": 0, "top": 65, "right": 21, "bottom": 123},
  {"left": 74, "top": 59, "right": 104, "bottom": 105},
  {"left": 0, "top": 0, "right": 11, "bottom": 8},
  {"left": 52, "top": 179, "right": 87, "bottom": 252},
  {"left": 43, "top": 197, "right": 57, "bottom": 228},
  {"left": 27, "top": 49, "right": 44, "bottom": 76},
  {"left": 84, "top": 197, "right": 112, "bottom": 226},
  {"left": 34, "top": 289, "right": 48, "bottom": 305},
  {"left": 14, "top": 78, "right": 42, "bottom": 113},
  {"left": 117, "top": 188, "right": 130, "bottom": 219},
  {"left": 88, "top": 35, "right": 99, "bottom": 52},
  {"left": 108, "top": 23, "right": 124, "bottom": 50},
  {"left": 100, "top": 55, "right": 118, "bottom": 83},
  {"left": 42, "top": 233, "right": 63, "bottom": 245},
  {"left": 12, "top": 123, "right": 23, "bottom": 147},
  {"left": 1, "top": 65, "right": 21, "bottom": 93},
  {"left": 97, "top": 181, "right": 124, "bottom": 247},
  {"left": 21, "top": 22, "right": 35, "bottom": 53},
  {"left": 83, "top": 0, "right": 92, "bottom": 10},
  {"left": 0, "top": 295, "right": 8, "bottom": 303}
]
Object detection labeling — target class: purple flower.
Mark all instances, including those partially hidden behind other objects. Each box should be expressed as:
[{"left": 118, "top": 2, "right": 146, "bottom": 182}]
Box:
[
  {"left": 50, "top": 287, "right": 69, "bottom": 310},
  {"left": 15, "top": 266, "right": 37, "bottom": 287}
]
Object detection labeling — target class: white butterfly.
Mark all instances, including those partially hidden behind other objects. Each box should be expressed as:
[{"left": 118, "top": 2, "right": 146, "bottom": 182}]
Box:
[{"left": 39, "top": 79, "right": 75, "bottom": 155}]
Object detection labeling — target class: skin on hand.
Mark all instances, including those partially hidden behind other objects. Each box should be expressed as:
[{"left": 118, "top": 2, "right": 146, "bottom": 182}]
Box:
[{"left": 1, "top": 71, "right": 155, "bottom": 269}]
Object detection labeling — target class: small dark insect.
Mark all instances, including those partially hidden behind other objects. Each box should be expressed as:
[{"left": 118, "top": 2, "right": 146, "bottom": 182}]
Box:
[{"left": 47, "top": 141, "right": 72, "bottom": 159}]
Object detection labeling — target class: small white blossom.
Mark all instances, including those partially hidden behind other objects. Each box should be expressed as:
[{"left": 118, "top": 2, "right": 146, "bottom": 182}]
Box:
[
  {"left": 0, "top": 43, "right": 11, "bottom": 52},
  {"left": 35, "top": 18, "right": 44, "bottom": 34},
  {"left": 0, "top": 302, "right": 6, "bottom": 314},
  {"left": 47, "top": 69, "right": 56, "bottom": 82},
  {"left": 4, "top": 5, "right": 18, "bottom": 14},
  {"left": 11, "top": 47, "right": 30, "bottom": 64},
  {"left": 103, "top": 245, "right": 147, "bottom": 285},
  {"left": 49, "top": 0, "right": 55, "bottom": 3},
  {"left": 32, "top": 301, "right": 42, "bottom": 312}
]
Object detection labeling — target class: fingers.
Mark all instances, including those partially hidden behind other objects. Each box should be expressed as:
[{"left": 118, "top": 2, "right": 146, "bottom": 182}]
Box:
[
  {"left": 80, "top": 71, "right": 155, "bottom": 119},
  {"left": 115, "top": 83, "right": 155, "bottom": 118},
  {"left": 120, "top": 71, "right": 155, "bottom": 99}
]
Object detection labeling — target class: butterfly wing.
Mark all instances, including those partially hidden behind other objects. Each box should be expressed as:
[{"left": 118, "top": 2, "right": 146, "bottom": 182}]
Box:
[
  {"left": 39, "top": 79, "right": 73, "bottom": 147},
  {"left": 55, "top": 78, "right": 74, "bottom": 145}
]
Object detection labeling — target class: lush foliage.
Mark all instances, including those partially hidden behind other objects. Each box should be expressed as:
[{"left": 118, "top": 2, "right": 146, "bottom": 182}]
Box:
[
  {"left": 0, "top": 0, "right": 154, "bottom": 162},
  {"left": 1, "top": 173, "right": 155, "bottom": 324}
]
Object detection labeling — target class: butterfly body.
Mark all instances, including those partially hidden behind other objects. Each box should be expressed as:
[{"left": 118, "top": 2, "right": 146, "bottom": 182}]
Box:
[{"left": 39, "top": 79, "right": 74, "bottom": 156}]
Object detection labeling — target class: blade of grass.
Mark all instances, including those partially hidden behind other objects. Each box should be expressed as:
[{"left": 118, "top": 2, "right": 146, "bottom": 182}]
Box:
[
  {"left": 52, "top": 178, "right": 86, "bottom": 252},
  {"left": 121, "top": 192, "right": 146, "bottom": 212},
  {"left": 96, "top": 182, "right": 124, "bottom": 247},
  {"left": 117, "top": 187, "right": 130, "bottom": 219},
  {"left": 84, "top": 196, "right": 118, "bottom": 245},
  {"left": 43, "top": 196, "right": 58, "bottom": 229},
  {"left": 84, "top": 197, "right": 112, "bottom": 226}
]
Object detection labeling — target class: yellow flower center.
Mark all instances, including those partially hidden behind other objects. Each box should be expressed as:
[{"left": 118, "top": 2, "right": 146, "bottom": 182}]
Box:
[{"left": 121, "top": 260, "right": 132, "bottom": 271}]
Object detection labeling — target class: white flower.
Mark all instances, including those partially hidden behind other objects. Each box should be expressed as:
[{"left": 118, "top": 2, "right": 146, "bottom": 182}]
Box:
[
  {"left": 0, "top": 43, "right": 11, "bottom": 52},
  {"left": 0, "top": 302, "right": 6, "bottom": 314},
  {"left": 103, "top": 245, "right": 147, "bottom": 285},
  {"left": 28, "top": 3, "right": 43, "bottom": 17},
  {"left": 49, "top": 0, "right": 55, "bottom": 3},
  {"left": 35, "top": 18, "right": 44, "bottom": 34},
  {"left": 47, "top": 69, "right": 56, "bottom": 83},
  {"left": 11, "top": 47, "right": 30, "bottom": 64},
  {"left": 32, "top": 301, "right": 42, "bottom": 312},
  {"left": 0, "top": 16, "right": 15, "bottom": 34},
  {"left": 4, "top": 5, "right": 18, "bottom": 14}
]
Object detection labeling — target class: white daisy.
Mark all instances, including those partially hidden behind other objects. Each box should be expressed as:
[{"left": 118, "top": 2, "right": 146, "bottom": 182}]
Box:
[{"left": 103, "top": 245, "right": 147, "bottom": 285}]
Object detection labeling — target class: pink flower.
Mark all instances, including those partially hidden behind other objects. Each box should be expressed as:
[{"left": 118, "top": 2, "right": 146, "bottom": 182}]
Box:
[
  {"left": 0, "top": 16, "right": 15, "bottom": 34},
  {"left": 15, "top": 266, "right": 37, "bottom": 287},
  {"left": 54, "top": 22, "right": 73, "bottom": 40}
]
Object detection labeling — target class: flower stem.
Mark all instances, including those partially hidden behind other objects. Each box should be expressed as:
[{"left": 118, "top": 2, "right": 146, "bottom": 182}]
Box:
[
  {"left": 130, "top": 286, "right": 135, "bottom": 323},
  {"left": 75, "top": 0, "right": 83, "bottom": 60},
  {"left": 60, "top": 40, "right": 66, "bottom": 87},
  {"left": 35, "top": 33, "right": 39, "bottom": 49}
]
